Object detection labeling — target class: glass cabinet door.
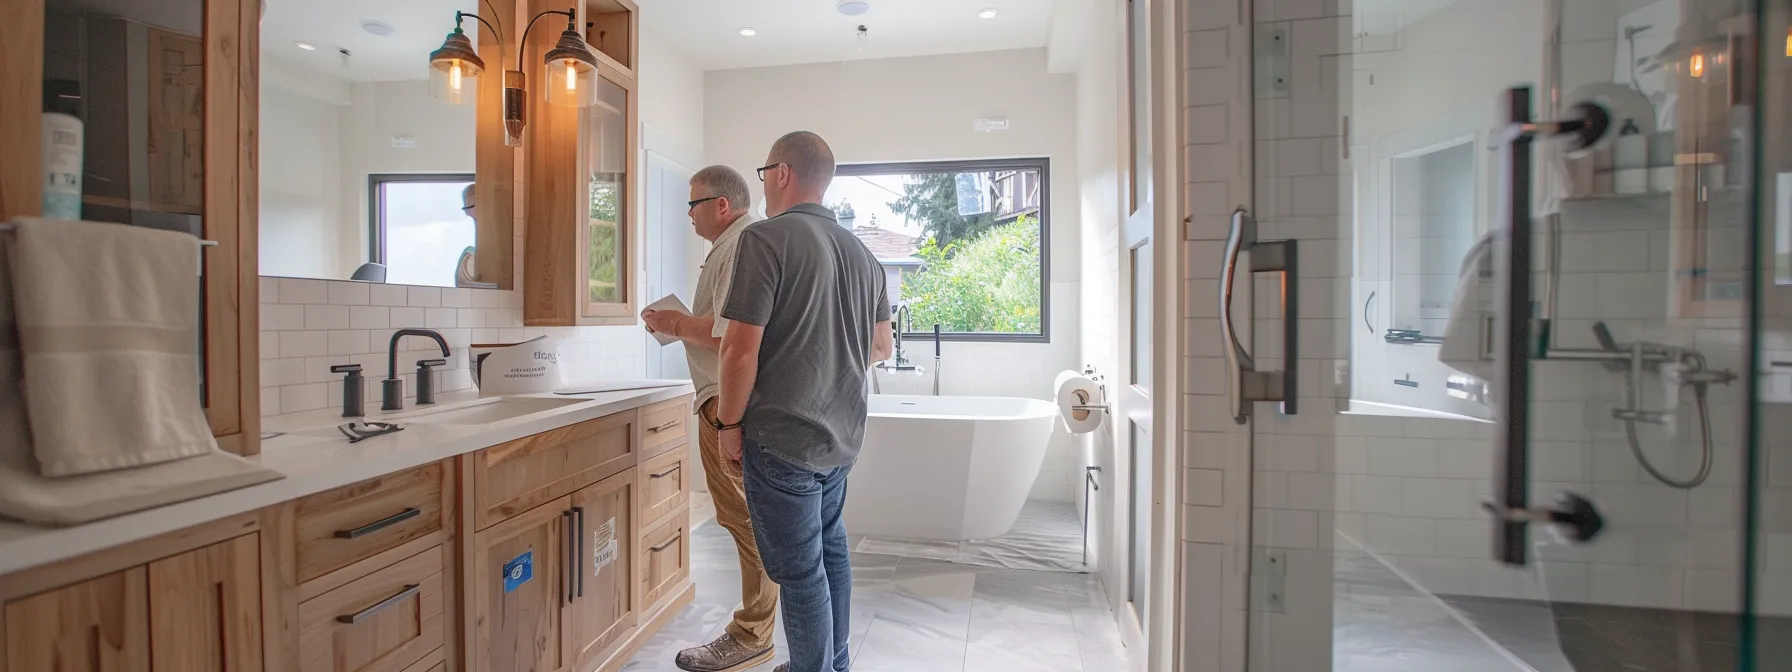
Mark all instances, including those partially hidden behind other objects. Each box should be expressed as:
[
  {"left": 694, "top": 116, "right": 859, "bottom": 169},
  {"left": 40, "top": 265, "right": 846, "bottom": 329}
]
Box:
[{"left": 580, "top": 72, "right": 631, "bottom": 319}]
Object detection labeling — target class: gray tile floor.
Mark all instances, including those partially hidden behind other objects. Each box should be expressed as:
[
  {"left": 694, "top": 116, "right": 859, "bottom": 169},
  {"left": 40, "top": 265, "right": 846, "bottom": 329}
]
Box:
[{"left": 621, "top": 511, "right": 1133, "bottom": 672}]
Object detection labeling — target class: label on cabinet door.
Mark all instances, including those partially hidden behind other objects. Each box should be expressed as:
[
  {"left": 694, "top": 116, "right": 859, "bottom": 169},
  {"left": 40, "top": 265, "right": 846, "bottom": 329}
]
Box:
[
  {"left": 594, "top": 518, "right": 615, "bottom": 548},
  {"left": 503, "top": 550, "right": 533, "bottom": 593},
  {"left": 594, "top": 539, "right": 618, "bottom": 573}
]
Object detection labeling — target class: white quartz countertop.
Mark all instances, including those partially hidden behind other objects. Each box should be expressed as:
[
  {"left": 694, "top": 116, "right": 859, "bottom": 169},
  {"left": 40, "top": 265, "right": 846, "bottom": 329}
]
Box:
[{"left": 0, "top": 383, "right": 693, "bottom": 576}]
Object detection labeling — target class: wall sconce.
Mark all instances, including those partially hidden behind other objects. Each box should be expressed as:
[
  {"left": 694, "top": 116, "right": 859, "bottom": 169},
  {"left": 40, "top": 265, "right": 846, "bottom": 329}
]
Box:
[{"left": 430, "top": 7, "right": 603, "bottom": 146}]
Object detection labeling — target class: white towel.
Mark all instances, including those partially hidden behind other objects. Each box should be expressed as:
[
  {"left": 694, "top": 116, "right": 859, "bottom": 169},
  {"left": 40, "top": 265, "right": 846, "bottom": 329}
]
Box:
[
  {"left": 5, "top": 218, "right": 215, "bottom": 477},
  {"left": 1437, "top": 231, "right": 1497, "bottom": 381}
]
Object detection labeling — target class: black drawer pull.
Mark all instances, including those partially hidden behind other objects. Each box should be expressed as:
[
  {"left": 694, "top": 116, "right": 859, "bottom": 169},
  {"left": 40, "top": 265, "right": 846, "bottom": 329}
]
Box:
[
  {"left": 650, "top": 536, "right": 681, "bottom": 553},
  {"left": 336, "top": 584, "right": 420, "bottom": 624},
  {"left": 335, "top": 507, "right": 423, "bottom": 539},
  {"left": 649, "top": 464, "right": 681, "bottom": 479},
  {"left": 648, "top": 420, "right": 681, "bottom": 433}
]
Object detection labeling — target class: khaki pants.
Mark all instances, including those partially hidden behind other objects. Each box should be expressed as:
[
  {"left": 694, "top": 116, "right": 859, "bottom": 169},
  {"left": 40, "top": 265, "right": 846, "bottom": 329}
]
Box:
[{"left": 698, "top": 398, "right": 780, "bottom": 647}]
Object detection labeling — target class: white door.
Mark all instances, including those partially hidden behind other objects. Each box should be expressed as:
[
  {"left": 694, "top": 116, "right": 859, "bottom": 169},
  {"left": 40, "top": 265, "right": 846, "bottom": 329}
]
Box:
[
  {"left": 644, "top": 151, "right": 695, "bottom": 379},
  {"left": 1118, "top": 0, "right": 1155, "bottom": 660}
]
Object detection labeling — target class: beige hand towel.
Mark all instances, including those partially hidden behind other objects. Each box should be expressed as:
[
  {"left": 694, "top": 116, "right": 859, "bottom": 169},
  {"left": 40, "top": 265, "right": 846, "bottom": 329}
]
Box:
[{"left": 6, "top": 218, "right": 216, "bottom": 477}]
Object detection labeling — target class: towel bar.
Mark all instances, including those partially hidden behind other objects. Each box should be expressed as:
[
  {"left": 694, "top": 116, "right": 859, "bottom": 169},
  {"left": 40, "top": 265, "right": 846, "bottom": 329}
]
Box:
[{"left": 0, "top": 222, "right": 218, "bottom": 247}]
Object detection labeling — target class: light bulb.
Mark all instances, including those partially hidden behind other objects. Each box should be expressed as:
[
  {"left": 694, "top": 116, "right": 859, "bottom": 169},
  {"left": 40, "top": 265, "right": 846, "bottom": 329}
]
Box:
[
  {"left": 1689, "top": 51, "right": 1705, "bottom": 78},
  {"left": 1785, "top": 27, "right": 1790, "bottom": 57},
  {"left": 565, "top": 61, "right": 577, "bottom": 92},
  {"left": 449, "top": 60, "right": 462, "bottom": 92}
]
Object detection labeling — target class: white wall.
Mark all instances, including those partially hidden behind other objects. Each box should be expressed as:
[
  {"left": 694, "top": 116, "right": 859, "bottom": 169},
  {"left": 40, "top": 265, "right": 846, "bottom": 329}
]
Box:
[
  {"left": 259, "top": 84, "right": 346, "bottom": 280},
  {"left": 337, "top": 80, "right": 478, "bottom": 272},
  {"left": 702, "top": 48, "right": 1085, "bottom": 502}
]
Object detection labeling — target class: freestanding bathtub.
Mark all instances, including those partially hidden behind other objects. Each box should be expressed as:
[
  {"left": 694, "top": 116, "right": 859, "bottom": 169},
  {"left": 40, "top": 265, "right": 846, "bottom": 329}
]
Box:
[{"left": 842, "top": 394, "right": 1058, "bottom": 541}]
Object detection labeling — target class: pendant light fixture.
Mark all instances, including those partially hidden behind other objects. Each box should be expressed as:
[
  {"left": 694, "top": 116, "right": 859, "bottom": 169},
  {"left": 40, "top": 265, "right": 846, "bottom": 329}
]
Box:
[
  {"left": 427, "top": 12, "right": 491, "bottom": 106},
  {"left": 429, "top": 6, "right": 603, "bottom": 145}
]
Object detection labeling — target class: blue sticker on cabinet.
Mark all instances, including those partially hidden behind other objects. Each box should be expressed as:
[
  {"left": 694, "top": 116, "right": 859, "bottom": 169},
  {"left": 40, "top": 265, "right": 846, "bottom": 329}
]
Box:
[{"left": 502, "top": 550, "right": 533, "bottom": 593}]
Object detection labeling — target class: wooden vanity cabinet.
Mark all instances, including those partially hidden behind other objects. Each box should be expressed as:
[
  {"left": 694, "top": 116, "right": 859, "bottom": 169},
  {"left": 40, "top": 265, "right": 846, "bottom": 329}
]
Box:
[
  {"left": 0, "top": 0, "right": 262, "bottom": 456},
  {"left": 472, "top": 500, "right": 566, "bottom": 672},
  {"left": 2, "top": 532, "right": 263, "bottom": 672}
]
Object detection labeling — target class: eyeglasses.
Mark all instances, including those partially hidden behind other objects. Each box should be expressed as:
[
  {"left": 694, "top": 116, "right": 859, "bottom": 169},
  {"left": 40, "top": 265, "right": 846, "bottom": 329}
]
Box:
[
  {"left": 687, "top": 196, "right": 721, "bottom": 209},
  {"left": 460, "top": 205, "right": 475, "bottom": 212},
  {"left": 755, "top": 163, "right": 786, "bottom": 182}
]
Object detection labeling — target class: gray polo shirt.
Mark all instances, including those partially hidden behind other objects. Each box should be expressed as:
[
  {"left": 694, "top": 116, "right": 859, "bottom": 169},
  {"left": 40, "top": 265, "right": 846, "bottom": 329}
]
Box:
[
  {"left": 687, "top": 211, "right": 760, "bottom": 411},
  {"left": 721, "top": 203, "right": 890, "bottom": 469}
]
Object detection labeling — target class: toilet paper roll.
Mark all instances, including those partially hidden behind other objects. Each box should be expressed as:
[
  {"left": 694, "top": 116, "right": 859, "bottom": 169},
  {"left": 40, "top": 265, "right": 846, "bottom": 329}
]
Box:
[{"left": 1056, "top": 370, "right": 1105, "bottom": 434}]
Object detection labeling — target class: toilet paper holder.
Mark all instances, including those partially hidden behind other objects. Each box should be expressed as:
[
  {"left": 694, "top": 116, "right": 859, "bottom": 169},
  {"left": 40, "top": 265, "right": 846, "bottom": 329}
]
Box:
[{"left": 1072, "top": 365, "right": 1111, "bottom": 413}]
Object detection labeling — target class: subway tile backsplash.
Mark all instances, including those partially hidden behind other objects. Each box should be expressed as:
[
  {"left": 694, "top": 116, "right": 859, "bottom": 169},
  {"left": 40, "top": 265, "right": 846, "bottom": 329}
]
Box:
[{"left": 259, "top": 277, "right": 645, "bottom": 416}]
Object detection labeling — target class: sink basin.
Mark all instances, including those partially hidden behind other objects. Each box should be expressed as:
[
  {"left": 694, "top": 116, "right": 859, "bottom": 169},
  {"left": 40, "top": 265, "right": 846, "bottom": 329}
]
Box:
[{"left": 382, "top": 397, "right": 586, "bottom": 425}]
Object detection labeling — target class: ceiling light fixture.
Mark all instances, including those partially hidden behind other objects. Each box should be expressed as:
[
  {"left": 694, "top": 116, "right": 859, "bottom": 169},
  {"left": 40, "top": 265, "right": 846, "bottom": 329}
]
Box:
[
  {"left": 294, "top": 41, "right": 316, "bottom": 50},
  {"left": 837, "top": 0, "right": 870, "bottom": 16},
  {"left": 978, "top": 7, "right": 999, "bottom": 18},
  {"left": 738, "top": 27, "right": 758, "bottom": 36},
  {"left": 360, "top": 19, "right": 396, "bottom": 37}
]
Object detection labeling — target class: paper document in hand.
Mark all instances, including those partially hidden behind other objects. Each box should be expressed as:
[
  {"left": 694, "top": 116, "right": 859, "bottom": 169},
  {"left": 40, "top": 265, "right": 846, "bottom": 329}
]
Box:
[{"left": 645, "top": 294, "right": 690, "bottom": 346}]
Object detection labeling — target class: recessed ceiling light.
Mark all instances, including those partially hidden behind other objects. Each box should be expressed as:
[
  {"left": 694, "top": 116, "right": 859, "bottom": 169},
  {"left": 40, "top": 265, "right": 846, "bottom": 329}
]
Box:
[
  {"left": 294, "top": 41, "right": 316, "bottom": 50},
  {"left": 738, "top": 27, "right": 757, "bottom": 36},
  {"left": 360, "top": 19, "right": 395, "bottom": 37},
  {"left": 837, "top": 0, "right": 871, "bottom": 16},
  {"left": 978, "top": 7, "right": 999, "bottom": 18}
]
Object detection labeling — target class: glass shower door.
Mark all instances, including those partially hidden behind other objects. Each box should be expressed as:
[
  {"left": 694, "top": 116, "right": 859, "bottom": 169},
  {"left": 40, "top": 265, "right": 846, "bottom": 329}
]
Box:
[{"left": 1239, "top": 0, "right": 1766, "bottom": 670}]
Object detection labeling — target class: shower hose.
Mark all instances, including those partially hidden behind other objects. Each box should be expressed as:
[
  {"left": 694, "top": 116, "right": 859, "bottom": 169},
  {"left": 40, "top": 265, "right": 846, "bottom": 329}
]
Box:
[{"left": 1617, "top": 359, "right": 1714, "bottom": 490}]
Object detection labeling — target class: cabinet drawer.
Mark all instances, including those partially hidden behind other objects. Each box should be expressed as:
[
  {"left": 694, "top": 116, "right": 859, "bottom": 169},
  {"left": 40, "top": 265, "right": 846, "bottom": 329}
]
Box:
[
  {"left": 638, "top": 447, "right": 689, "bottom": 528},
  {"left": 639, "top": 396, "right": 690, "bottom": 459},
  {"left": 472, "top": 411, "right": 636, "bottom": 530},
  {"left": 639, "top": 516, "right": 689, "bottom": 610},
  {"left": 298, "top": 546, "right": 446, "bottom": 672},
  {"left": 295, "top": 463, "right": 445, "bottom": 584}
]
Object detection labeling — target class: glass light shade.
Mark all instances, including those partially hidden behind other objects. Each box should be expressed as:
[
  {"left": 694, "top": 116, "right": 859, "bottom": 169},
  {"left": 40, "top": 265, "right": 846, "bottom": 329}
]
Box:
[
  {"left": 428, "top": 29, "right": 485, "bottom": 105},
  {"left": 543, "top": 28, "right": 602, "bottom": 107}
]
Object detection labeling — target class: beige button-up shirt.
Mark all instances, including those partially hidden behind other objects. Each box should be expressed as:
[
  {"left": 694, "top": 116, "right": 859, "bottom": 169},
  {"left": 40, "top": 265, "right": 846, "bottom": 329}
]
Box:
[{"left": 687, "top": 211, "right": 760, "bottom": 410}]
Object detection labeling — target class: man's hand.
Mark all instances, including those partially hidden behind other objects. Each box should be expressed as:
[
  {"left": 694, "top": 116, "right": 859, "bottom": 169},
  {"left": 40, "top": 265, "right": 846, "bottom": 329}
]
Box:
[
  {"left": 641, "top": 309, "right": 686, "bottom": 337},
  {"left": 720, "top": 427, "right": 743, "bottom": 462}
]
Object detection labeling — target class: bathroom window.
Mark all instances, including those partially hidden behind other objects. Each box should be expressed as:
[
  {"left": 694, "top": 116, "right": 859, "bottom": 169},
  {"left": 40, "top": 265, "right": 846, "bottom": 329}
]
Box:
[
  {"left": 368, "top": 173, "right": 476, "bottom": 287},
  {"left": 826, "top": 158, "right": 1052, "bottom": 342}
]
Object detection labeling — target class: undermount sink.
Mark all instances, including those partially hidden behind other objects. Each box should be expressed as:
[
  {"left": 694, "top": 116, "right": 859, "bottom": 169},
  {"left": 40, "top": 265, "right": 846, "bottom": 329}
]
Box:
[{"left": 380, "top": 396, "right": 587, "bottom": 425}]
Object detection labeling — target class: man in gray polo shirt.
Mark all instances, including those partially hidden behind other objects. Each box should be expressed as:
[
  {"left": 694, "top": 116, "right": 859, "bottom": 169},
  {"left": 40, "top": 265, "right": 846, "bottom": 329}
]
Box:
[{"left": 713, "top": 131, "right": 893, "bottom": 672}]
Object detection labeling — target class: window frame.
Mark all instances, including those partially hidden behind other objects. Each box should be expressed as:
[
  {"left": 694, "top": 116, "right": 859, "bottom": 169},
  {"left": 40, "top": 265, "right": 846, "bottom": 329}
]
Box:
[
  {"left": 834, "top": 157, "right": 1053, "bottom": 344},
  {"left": 366, "top": 172, "right": 476, "bottom": 266}
]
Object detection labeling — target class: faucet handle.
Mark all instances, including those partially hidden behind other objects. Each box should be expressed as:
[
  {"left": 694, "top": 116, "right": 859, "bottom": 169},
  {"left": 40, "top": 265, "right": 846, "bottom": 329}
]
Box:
[
  {"left": 330, "top": 364, "right": 362, "bottom": 374},
  {"left": 415, "top": 359, "right": 447, "bottom": 369}
]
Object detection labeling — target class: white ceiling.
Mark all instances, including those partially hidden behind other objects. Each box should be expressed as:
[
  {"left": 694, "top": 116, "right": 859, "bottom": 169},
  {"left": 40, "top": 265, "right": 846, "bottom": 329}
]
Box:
[
  {"left": 637, "top": 0, "right": 1058, "bottom": 71},
  {"left": 261, "top": 0, "right": 478, "bottom": 82}
]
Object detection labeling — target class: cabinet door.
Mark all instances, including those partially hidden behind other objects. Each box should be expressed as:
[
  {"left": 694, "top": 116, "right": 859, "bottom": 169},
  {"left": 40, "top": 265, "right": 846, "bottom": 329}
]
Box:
[
  {"left": 566, "top": 468, "right": 636, "bottom": 669},
  {"left": 473, "top": 499, "right": 565, "bottom": 672},
  {"left": 3, "top": 566, "right": 151, "bottom": 672},
  {"left": 297, "top": 546, "right": 445, "bottom": 672},
  {"left": 146, "top": 533, "right": 264, "bottom": 672}
]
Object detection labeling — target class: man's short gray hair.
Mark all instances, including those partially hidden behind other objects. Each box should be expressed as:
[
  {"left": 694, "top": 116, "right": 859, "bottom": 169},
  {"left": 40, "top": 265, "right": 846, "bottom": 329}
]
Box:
[
  {"left": 769, "top": 131, "right": 835, "bottom": 193},
  {"left": 691, "top": 165, "right": 751, "bottom": 211}
]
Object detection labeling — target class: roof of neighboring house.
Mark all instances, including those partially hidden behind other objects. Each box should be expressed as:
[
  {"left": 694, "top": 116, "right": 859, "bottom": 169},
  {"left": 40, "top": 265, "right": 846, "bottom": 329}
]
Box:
[{"left": 851, "top": 225, "right": 920, "bottom": 263}]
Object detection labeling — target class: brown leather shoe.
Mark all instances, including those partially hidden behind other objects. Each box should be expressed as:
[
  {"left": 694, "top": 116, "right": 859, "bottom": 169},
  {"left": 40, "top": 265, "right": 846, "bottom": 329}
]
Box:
[
  {"left": 673, "top": 632, "right": 775, "bottom": 672},
  {"left": 772, "top": 665, "right": 787, "bottom": 672}
]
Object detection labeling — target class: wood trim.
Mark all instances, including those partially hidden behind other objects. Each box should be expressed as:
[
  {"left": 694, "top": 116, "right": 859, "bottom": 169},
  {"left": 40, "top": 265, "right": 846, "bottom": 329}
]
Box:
[
  {"left": 594, "top": 583, "right": 690, "bottom": 672},
  {"left": 523, "top": 0, "right": 585, "bottom": 327},
  {"left": 234, "top": 0, "right": 263, "bottom": 451},
  {"left": 474, "top": 0, "right": 516, "bottom": 290},
  {"left": 0, "top": 0, "right": 43, "bottom": 221},
  {"left": 0, "top": 511, "right": 260, "bottom": 603},
  {"left": 262, "top": 504, "right": 302, "bottom": 672},
  {"left": 454, "top": 454, "right": 480, "bottom": 672},
  {"left": 438, "top": 458, "right": 464, "bottom": 672}
]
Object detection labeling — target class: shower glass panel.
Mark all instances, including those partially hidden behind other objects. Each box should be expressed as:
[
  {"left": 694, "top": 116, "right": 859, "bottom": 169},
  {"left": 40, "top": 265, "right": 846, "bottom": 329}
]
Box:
[{"left": 1243, "top": 0, "right": 1765, "bottom": 670}]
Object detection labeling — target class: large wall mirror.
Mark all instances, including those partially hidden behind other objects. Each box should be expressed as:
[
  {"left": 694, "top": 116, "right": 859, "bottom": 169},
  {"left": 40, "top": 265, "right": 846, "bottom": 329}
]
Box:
[{"left": 257, "top": 0, "right": 508, "bottom": 289}]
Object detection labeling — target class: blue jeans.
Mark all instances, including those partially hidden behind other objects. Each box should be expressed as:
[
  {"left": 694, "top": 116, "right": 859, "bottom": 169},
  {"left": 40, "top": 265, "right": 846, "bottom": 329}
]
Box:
[{"left": 741, "top": 438, "right": 853, "bottom": 672}]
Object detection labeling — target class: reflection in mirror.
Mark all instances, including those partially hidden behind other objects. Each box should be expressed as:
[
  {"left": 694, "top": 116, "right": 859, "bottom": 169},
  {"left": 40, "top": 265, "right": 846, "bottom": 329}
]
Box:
[
  {"left": 257, "top": 0, "right": 487, "bottom": 288},
  {"left": 1389, "top": 139, "right": 1476, "bottom": 338}
]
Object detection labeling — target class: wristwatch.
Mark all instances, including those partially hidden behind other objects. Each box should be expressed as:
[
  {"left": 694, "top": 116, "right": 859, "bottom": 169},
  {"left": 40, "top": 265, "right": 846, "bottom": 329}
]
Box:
[{"left": 710, "top": 417, "right": 742, "bottom": 431}]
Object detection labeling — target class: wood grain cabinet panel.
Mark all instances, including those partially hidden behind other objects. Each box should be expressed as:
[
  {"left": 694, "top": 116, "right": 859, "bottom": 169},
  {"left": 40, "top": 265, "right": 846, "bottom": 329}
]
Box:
[
  {"left": 294, "top": 463, "right": 445, "bottom": 584},
  {"left": 637, "top": 397, "right": 688, "bottom": 459},
  {"left": 297, "top": 547, "right": 445, "bottom": 672},
  {"left": 638, "top": 447, "right": 687, "bottom": 529},
  {"left": 2, "top": 567, "right": 151, "bottom": 672},
  {"left": 472, "top": 499, "right": 566, "bottom": 672},
  {"left": 470, "top": 411, "right": 635, "bottom": 530},
  {"left": 566, "top": 469, "right": 636, "bottom": 669},
  {"left": 639, "top": 517, "right": 688, "bottom": 612},
  {"left": 145, "top": 534, "right": 264, "bottom": 672}
]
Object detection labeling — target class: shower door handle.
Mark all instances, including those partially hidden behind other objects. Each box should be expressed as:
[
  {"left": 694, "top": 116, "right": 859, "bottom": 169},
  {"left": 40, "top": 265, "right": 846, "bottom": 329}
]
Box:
[{"left": 1220, "top": 208, "right": 1299, "bottom": 424}]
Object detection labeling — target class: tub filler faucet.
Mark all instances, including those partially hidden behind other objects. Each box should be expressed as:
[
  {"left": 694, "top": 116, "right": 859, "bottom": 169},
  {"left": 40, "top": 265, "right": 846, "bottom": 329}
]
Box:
[{"left": 873, "top": 306, "right": 924, "bottom": 394}]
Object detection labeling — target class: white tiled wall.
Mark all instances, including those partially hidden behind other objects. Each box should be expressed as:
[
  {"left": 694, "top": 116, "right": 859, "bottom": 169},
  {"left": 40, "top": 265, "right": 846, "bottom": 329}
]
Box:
[{"left": 258, "top": 277, "right": 645, "bottom": 416}]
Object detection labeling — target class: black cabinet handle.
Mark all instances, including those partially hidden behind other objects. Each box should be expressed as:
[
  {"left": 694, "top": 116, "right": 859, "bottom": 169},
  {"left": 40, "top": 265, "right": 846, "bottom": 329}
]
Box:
[
  {"left": 650, "top": 535, "right": 680, "bottom": 553},
  {"left": 336, "top": 584, "right": 420, "bottom": 624},
  {"left": 648, "top": 420, "right": 681, "bottom": 433},
  {"left": 334, "top": 507, "right": 422, "bottom": 539},
  {"left": 562, "top": 511, "right": 574, "bottom": 604},
  {"left": 649, "top": 464, "right": 681, "bottom": 479},
  {"left": 571, "top": 506, "right": 585, "bottom": 598}
]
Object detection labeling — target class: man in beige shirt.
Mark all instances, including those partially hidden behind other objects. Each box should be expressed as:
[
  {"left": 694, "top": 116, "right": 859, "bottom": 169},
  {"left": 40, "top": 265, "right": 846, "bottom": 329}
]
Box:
[{"left": 640, "top": 164, "right": 775, "bottom": 672}]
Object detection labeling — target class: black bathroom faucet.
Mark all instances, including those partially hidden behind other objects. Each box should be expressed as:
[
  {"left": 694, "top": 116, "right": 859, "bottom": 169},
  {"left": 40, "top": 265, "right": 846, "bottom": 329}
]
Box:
[{"left": 384, "top": 328, "right": 451, "bottom": 411}]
